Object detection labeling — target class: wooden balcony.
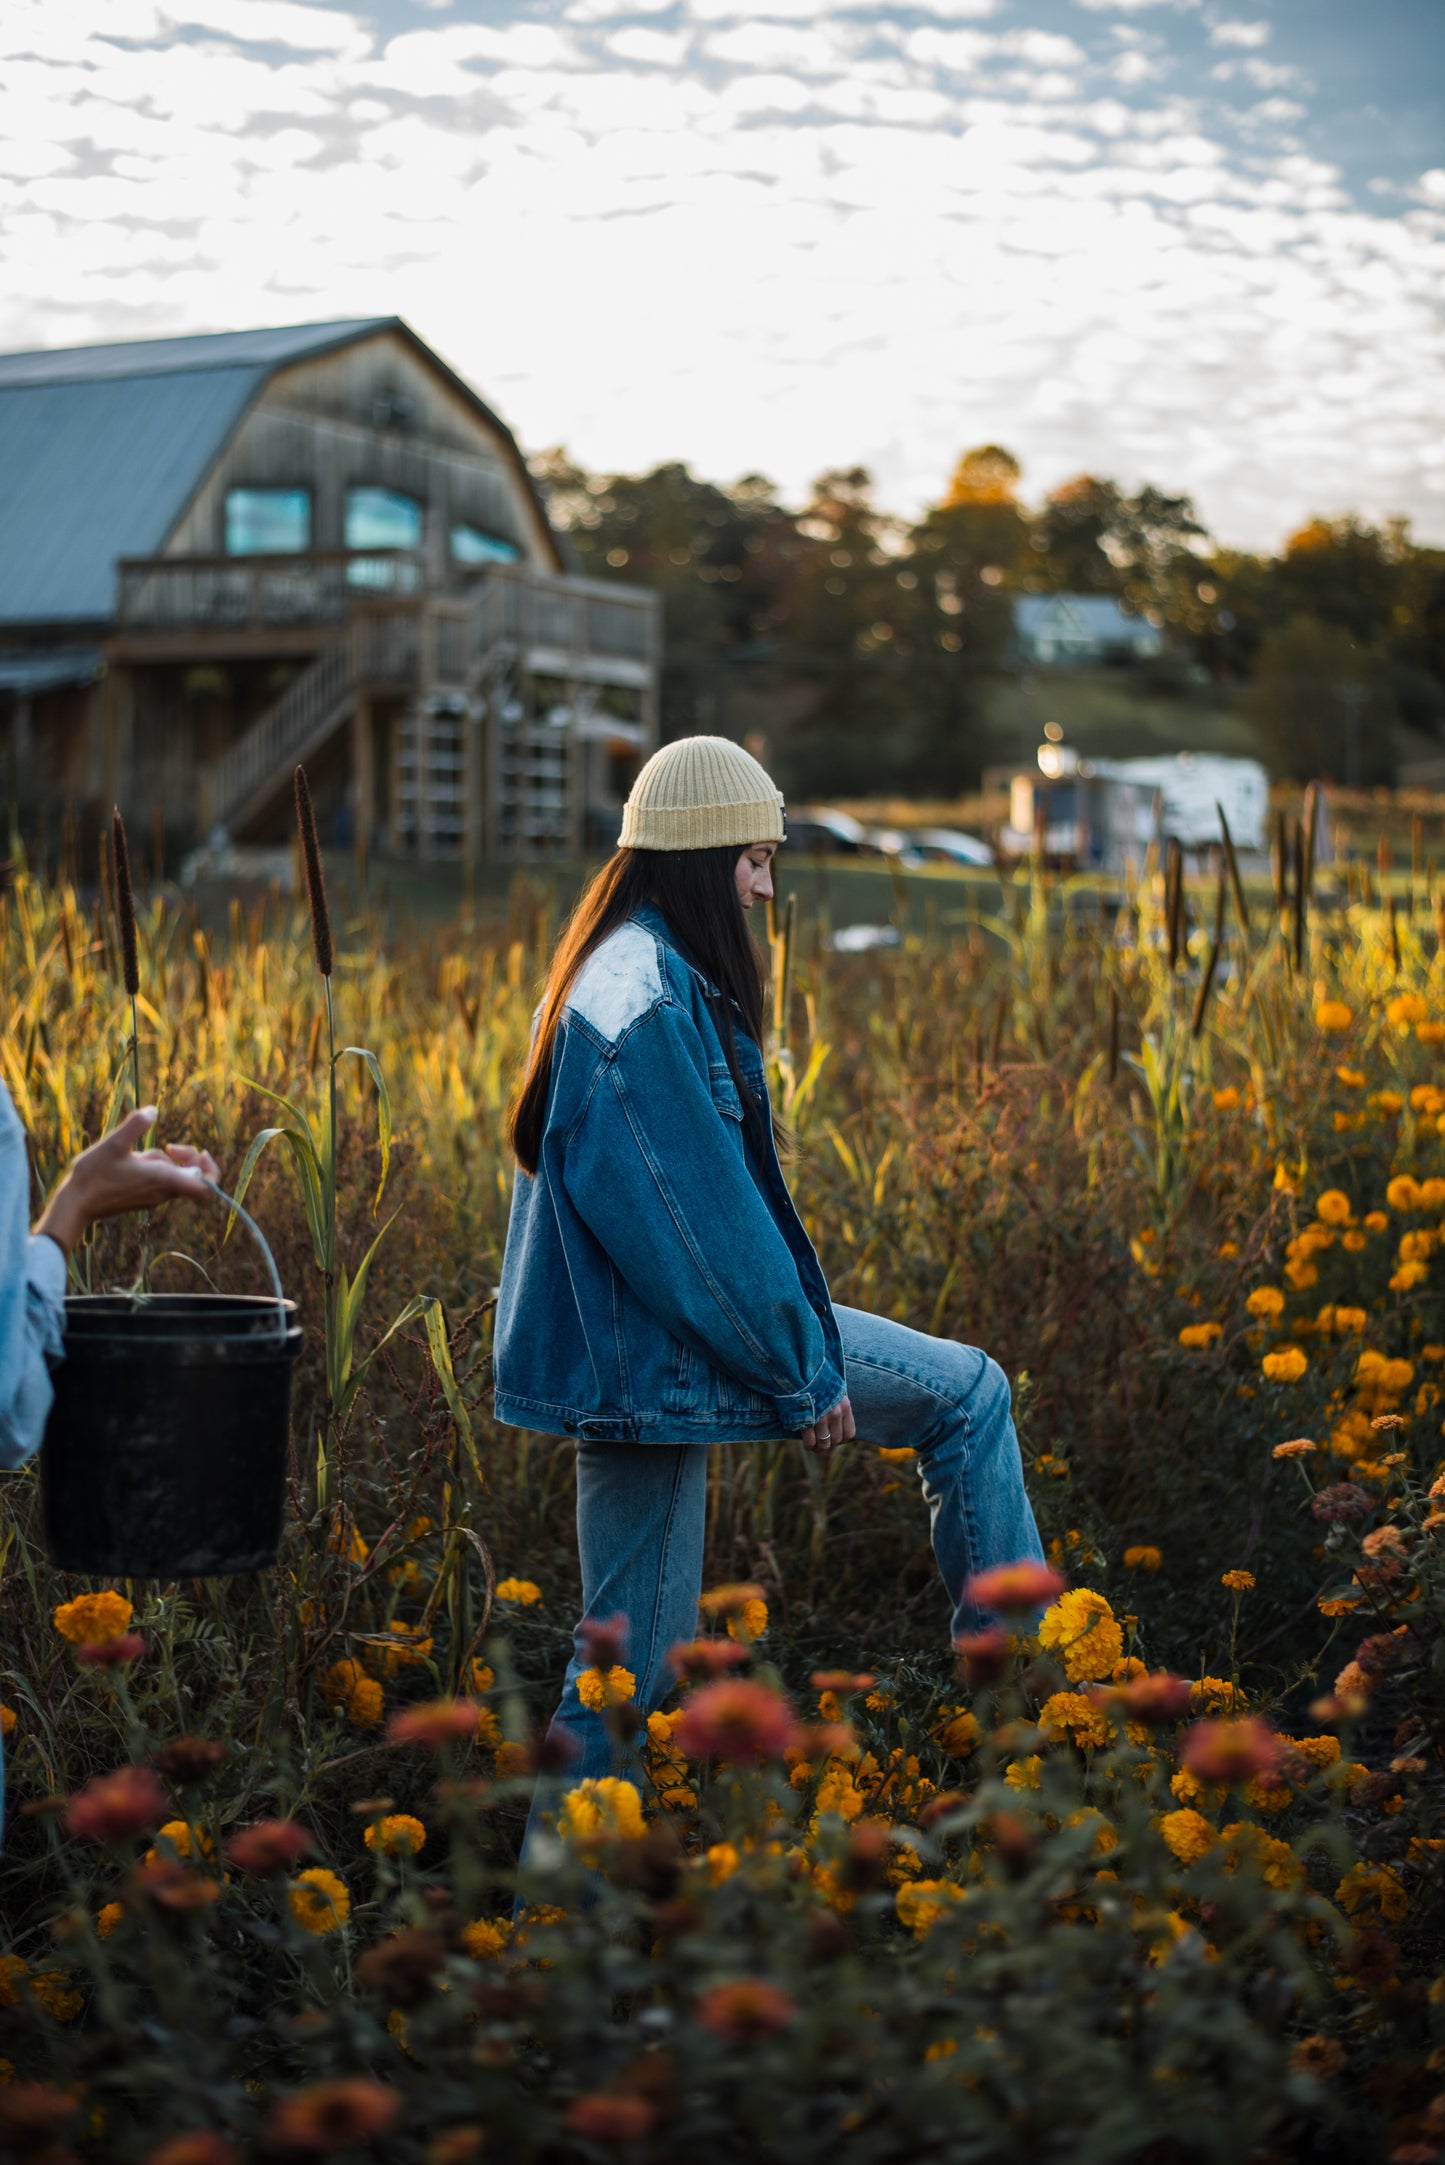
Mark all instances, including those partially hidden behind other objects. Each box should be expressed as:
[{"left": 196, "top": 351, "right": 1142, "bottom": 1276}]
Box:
[{"left": 112, "top": 549, "right": 429, "bottom": 660}]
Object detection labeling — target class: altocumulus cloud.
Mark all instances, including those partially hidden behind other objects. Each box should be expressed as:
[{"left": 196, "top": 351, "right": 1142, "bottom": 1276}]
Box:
[{"left": 0, "top": 0, "right": 1441, "bottom": 544}]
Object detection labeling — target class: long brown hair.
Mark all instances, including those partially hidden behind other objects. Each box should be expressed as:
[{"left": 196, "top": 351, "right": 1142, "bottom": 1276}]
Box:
[{"left": 508, "top": 846, "right": 770, "bottom": 1176}]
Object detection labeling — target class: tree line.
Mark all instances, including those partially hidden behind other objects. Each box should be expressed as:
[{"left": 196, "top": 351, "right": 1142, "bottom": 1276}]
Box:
[{"left": 533, "top": 447, "right": 1445, "bottom": 796}]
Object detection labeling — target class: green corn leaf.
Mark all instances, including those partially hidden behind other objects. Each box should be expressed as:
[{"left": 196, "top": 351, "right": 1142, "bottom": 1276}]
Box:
[
  {"left": 227, "top": 1122, "right": 326, "bottom": 1269},
  {"left": 339, "top": 1044, "right": 392, "bottom": 1209}
]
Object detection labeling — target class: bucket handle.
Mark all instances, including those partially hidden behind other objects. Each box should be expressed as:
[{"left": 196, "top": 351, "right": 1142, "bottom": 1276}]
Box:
[{"left": 201, "top": 1179, "right": 292, "bottom": 1347}]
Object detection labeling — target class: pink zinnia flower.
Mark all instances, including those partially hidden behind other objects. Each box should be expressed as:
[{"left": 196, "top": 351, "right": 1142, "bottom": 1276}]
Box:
[
  {"left": 674, "top": 1679, "right": 800, "bottom": 1764},
  {"left": 963, "top": 1561, "right": 1067, "bottom": 1613}
]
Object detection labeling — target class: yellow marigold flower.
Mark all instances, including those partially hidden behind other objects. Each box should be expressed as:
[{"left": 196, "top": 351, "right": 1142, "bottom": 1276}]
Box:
[
  {"left": 1386, "top": 993, "right": 1428, "bottom": 1028},
  {"left": 53, "top": 1591, "right": 134, "bottom": 1646},
  {"left": 1335, "top": 1862, "right": 1408, "bottom": 1923},
  {"left": 1004, "top": 1756, "right": 1043, "bottom": 1791},
  {"left": 932, "top": 1707, "right": 981, "bottom": 1757},
  {"left": 1123, "top": 1545, "right": 1162, "bottom": 1571},
  {"left": 1284, "top": 1258, "right": 1319, "bottom": 1291},
  {"left": 475, "top": 1706, "right": 501, "bottom": 1748},
  {"left": 349, "top": 1676, "right": 384, "bottom": 1730},
  {"left": 288, "top": 1867, "right": 351, "bottom": 1935},
  {"left": 1039, "top": 1588, "right": 1123, "bottom": 1682},
  {"left": 1315, "top": 1000, "right": 1352, "bottom": 1034},
  {"left": 1289, "top": 1734, "right": 1341, "bottom": 1770},
  {"left": 1273, "top": 1162, "right": 1301, "bottom": 1195},
  {"left": 1246, "top": 1286, "right": 1286, "bottom": 1319},
  {"left": 1372, "top": 1091, "right": 1404, "bottom": 1117},
  {"left": 1317, "top": 1595, "right": 1358, "bottom": 1618},
  {"left": 1039, "top": 1691, "right": 1113, "bottom": 1750},
  {"left": 1364, "top": 1210, "right": 1389, "bottom": 1232},
  {"left": 363, "top": 1813, "right": 426, "bottom": 1857},
  {"left": 1190, "top": 1676, "right": 1238, "bottom": 1712},
  {"left": 1335, "top": 1306, "right": 1368, "bottom": 1331},
  {"left": 370, "top": 1621, "right": 434, "bottom": 1676},
  {"left": 1272, "top": 1439, "right": 1315, "bottom": 1459},
  {"left": 1221, "top": 1570, "right": 1256, "bottom": 1592},
  {"left": 494, "top": 1578, "right": 542, "bottom": 1605},
  {"left": 144, "top": 1819, "right": 214, "bottom": 1868},
  {"left": 1178, "top": 1322, "right": 1222, "bottom": 1349},
  {"left": 1262, "top": 1347, "right": 1308, "bottom": 1383},
  {"left": 1158, "top": 1808, "right": 1216, "bottom": 1865},
  {"left": 895, "top": 1878, "right": 965, "bottom": 1936},
  {"left": 95, "top": 1903, "right": 123, "bottom": 1940},
  {"left": 1218, "top": 1240, "right": 1240, "bottom": 1258},
  {"left": 1336, "top": 1065, "right": 1366, "bottom": 1087},
  {"left": 1212, "top": 1087, "right": 1240, "bottom": 1111},
  {"left": 813, "top": 1763, "right": 865, "bottom": 1822},
  {"left": 1391, "top": 1261, "right": 1429, "bottom": 1291},
  {"left": 726, "top": 1598, "right": 769, "bottom": 1643},
  {"left": 461, "top": 1916, "right": 511, "bottom": 1959},
  {"left": 1315, "top": 1190, "right": 1353, "bottom": 1227},
  {"left": 705, "top": 1843, "right": 741, "bottom": 1885},
  {"left": 1065, "top": 1807, "right": 1118, "bottom": 1855},
  {"left": 1387, "top": 1174, "right": 1422, "bottom": 1211},
  {"left": 559, "top": 1776, "right": 646, "bottom": 1845},
  {"left": 876, "top": 1446, "right": 916, "bottom": 1463},
  {"left": 576, "top": 1664, "right": 636, "bottom": 1711},
  {"left": 494, "top": 1740, "right": 529, "bottom": 1780},
  {"left": 1221, "top": 1822, "right": 1298, "bottom": 1890}
]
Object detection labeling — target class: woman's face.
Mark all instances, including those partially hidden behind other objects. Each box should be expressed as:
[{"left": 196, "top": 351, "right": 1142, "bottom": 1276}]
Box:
[{"left": 734, "top": 844, "right": 777, "bottom": 910}]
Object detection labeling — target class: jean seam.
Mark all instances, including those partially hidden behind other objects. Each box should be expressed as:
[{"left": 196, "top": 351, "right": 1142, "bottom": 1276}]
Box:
[{"left": 640, "top": 1448, "right": 695, "bottom": 1705}]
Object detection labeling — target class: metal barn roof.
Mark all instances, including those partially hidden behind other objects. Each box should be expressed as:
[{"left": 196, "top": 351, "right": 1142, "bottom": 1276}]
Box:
[{"left": 0, "top": 317, "right": 558, "bottom": 627}]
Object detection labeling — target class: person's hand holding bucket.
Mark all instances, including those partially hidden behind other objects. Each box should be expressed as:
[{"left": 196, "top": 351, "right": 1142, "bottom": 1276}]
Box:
[{"left": 35, "top": 1108, "right": 220, "bottom": 1256}]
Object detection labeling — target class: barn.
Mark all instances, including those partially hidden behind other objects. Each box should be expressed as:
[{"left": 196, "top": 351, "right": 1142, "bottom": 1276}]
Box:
[{"left": 0, "top": 318, "right": 660, "bottom": 865}]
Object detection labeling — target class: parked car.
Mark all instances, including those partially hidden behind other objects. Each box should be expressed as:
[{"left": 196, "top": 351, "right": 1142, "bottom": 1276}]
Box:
[
  {"left": 784, "top": 807, "right": 870, "bottom": 854},
  {"left": 913, "top": 827, "right": 995, "bottom": 868}
]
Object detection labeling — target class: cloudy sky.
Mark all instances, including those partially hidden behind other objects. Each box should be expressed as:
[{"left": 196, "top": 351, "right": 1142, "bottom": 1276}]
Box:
[{"left": 2, "top": 0, "right": 1442, "bottom": 548}]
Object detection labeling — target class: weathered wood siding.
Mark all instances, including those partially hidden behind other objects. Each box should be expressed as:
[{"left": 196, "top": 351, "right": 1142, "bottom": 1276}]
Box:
[{"left": 165, "top": 329, "right": 558, "bottom": 570}]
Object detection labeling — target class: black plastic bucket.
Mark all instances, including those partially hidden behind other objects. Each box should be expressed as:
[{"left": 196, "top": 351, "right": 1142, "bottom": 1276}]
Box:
[{"left": 42, "top": 1291, "right": 301, "bottom": 1577}]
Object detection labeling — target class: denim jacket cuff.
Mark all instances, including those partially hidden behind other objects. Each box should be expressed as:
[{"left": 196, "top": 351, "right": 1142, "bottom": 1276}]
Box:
[{"left": 775, "top": 1355, "right": 846, "bottom": 1434}]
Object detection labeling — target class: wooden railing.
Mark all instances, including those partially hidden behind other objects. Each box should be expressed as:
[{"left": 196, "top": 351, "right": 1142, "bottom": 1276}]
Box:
[
  {"left": 201, "top": 611, "right": 421, "bottom": 832},
  {"left": 118, "top": 550, "right": 427, "bottom": 630},
  {"left": 470, "top": 564, "right": 659, "bottom": 668}
]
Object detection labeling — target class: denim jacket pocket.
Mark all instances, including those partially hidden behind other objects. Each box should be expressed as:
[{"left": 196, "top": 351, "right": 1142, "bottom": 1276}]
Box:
[
  {"left": 708, "top": 1069, "right": 744, "bottom": 1123},
  {"left": 662, "top": 1334, "right": 697, "bottom": 1415}
]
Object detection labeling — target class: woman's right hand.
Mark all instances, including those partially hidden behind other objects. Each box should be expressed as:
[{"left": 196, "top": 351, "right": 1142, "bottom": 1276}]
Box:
[
  {"left": 797, "top": 1394, "right": 855, "bottom": 1453},
  {"left": 35, "top": 1109, "right": 220, "bottom": 1258}
]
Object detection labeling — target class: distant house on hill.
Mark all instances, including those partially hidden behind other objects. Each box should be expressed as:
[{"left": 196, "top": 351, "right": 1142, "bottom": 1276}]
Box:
[
  {"left": 0, "top": 318, "right": 660, "bottom": 862},
  {"left": 1013, "top": 593, "right": 1164, "bottom": 668}
]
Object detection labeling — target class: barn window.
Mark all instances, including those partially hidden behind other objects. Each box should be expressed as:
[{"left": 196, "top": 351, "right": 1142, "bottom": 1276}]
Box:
[
  {"left": 345, "top": 487, "right": 423, "bottom": 552},
  {"left": 224, "top": 487, "right": 311, "bottom": 555},
  {"left": 451, "top": 525, "right": 520, "bottom": 566}
]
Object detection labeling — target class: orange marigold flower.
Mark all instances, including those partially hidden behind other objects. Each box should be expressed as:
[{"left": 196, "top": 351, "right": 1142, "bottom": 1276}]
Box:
[
  {"left": 1038, "top": 1588, "right": 1123, "bottom": 1682},
  {"left": 1262, "top": 1347, "right": 1308, "bottom": 1383},
  {"left": 696, "top": 1979, "right": 798, "bottom": 2043},
  {"left": 364, "top": 1813, "right": 426, "bottom": 1857},
  {"left": 263, "top": 2080, "right": 400, "bottom": 2153},
  {"left": 1315, "top": 1190, "right": 1354, "bottom": 1226},
  {"left": 1221, "top": 1569, "right": 1256, "bottom": 1592},
  {"left": 698, "top": 1581, "right": 766, "bottom": 1618},
  {"left": 144, "top": 2134, "right": 237, "bottom": 2165},
  {"left": 1178, "top": 1322, "right": 1222, "bottom": 1349},
  {"left": 494, "top": 1578, "right": 542, "bottom": 1604},
  {"left": 558, "top": 1777, "right": 646, "bottom": 1845},
  {"left": 1273, "top": 1439, "right": 1316, "bottom": 1459},
  {"left": 53, "top": 1591, "right": 134, "bottom": 1646},
  {"left": 1246, "top": 1285, "right": 1286, "bottom": 1319},
  {"left": 1123, "top": 1545, "right": 1162, "bottom": 1570},
  {"left": 287, "top": 1867, "right": 351, "bottom": 1935},
  {"left": 1290, "top": 2034, "right": 1345, "bottom": 2078},
  {"left": 576, "top": 1665, "right": 636, "bottom": 1711},
  {"left": 1315, "top": 1000, "right": 1352, "bottom": 1033},
  {"left": 726, "top": 1598, "right": 769, "bottom": 1643}
]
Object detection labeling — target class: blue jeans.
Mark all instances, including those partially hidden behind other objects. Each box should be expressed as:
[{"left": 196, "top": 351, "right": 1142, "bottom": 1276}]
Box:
[{"left": 520, "top": 1305, "right": 1042, "bottom": 1840}]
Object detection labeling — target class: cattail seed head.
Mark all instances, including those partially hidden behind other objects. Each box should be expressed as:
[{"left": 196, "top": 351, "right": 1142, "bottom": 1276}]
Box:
[
  {"left": 294, "top": 764, "right": 333, "bottom": 978},
  {"left": 111, "top": 807, "right": 139, "bottom": 997}
]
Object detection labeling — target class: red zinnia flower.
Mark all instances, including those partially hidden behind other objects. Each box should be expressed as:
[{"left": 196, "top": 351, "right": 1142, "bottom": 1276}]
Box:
[
  {"left": 134, "top": 1858, "right": 221, "bottom": 1911},
  {"left": 963, "top": 1561, "right": 1067, "bottom": 1614},
  {"left": 668, "top": 1638, "right": 749, "bottom": 1681},
  {"left": 565, "top": 2094, "right": 656, "bottom": 2141},
  {"left": 810, "top": 1670, "right": 876, "bottom": 1693},
  {"left": 674, "top": 1679, "right": 800, "bottom": 1764},
  {"left": 1113, "top": 1672, "right": 1194, "bottom": 1723},
  {"left": 385, "top": 1699, "right": 481, "bottom": 1748},
  {"left": 144, "top": 2133, "right": 237, "bottom": 2165},
  {"left": 954, "top": 1627, "right": 1010, "bottom": 1685},
  {"left": 696, "top": 1979, "right": 798, "bottom": 2044},
  {"left": 154, "top": 1737, "right": 227, "bottom": 1784},
  {"left": 64, "top": 1764, "right": 166, "bottom": 1844},
  {"left": 578, "top": 1614, "right": 630, "bottom": 1670},
  {"left": 225, "top": 1819, "right": 313, "bottom": 1876},
  {"left": 75, "top": 1633, "right": 146, "bottom": 1668},
  {"left": 263, "top": 2079, "right": 401, "bottom": 2152},
  {"left": 1179, "top": 1716, "right": 1282, "bottom": 1784}
]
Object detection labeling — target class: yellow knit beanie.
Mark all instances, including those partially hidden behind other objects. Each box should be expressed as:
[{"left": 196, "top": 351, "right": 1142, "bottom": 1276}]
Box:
[{"left": 618, "top": 735, "right": 785, "bottom": 851}]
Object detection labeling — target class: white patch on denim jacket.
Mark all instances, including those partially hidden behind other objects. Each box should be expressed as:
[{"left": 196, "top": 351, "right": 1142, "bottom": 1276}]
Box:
[{"left": 566, "top": 921, "right": 664, "bottom": 1043}]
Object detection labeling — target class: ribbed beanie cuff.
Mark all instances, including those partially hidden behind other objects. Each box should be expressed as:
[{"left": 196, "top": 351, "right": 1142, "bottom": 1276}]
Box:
[{"left": 618, "top": 735, "right": 785, "bottom": 850}]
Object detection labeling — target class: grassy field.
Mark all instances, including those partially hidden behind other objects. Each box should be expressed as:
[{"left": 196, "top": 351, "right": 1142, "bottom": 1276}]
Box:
[{"left": 2, "top": 837, "right": 1444, "bottom": 2159}]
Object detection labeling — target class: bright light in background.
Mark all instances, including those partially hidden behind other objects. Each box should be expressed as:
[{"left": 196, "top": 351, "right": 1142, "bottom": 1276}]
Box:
[{"left": 0, "top": 0, "right": 1441, "bottom": 546}]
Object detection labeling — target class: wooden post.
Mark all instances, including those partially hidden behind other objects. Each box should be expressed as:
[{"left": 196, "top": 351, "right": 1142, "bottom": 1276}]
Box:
[{"left": 353, "top": 695, "right": 374, "bottom": 853}]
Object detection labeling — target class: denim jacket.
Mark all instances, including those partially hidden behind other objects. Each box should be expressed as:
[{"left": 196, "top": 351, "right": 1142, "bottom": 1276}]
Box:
[
  {"left": 493, "top": 904, "right": 845, "bottom": 1443},
  {"left": 0, "top": 1082, "right": 67, "bottom": 1472}
]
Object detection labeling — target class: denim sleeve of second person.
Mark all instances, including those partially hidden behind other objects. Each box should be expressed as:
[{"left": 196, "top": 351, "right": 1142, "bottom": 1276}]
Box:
[
  {"left": 561, "top": 1009, "right": 843, "bottom": 1431},
  {"left": 0, "top": 1088, "right": 67, "bottom": 1472}
]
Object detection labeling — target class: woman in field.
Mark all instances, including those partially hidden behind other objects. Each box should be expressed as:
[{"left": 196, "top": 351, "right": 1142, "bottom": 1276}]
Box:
[{"left": 495, "top": 735, "right": 1043, "bottom": 1785}]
